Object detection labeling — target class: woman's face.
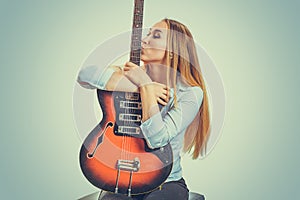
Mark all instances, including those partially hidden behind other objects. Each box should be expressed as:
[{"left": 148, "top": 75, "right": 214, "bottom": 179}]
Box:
[{"left": 141, "top": 21, "right": 168, "bottom": 64}]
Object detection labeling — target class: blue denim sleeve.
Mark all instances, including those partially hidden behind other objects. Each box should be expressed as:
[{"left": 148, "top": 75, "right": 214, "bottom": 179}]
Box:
[
  {"left": 140, "top": 86, "right": 203, "bottom": 149},
  {"left": 77, "top": 65, "right": 115, "bottom": 90}
]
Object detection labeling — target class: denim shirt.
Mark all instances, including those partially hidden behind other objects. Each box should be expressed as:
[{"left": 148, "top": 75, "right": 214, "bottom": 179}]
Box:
[{"left": 77, "top": 66, "right": 203, "bottom": 182}]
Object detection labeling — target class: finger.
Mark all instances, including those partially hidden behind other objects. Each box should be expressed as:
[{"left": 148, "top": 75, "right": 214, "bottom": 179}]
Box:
[
  {"left": 123, "top": 66, "right": 130, "bottom": 71},
  {"left": 162, "top": 88, "right": 171, "bottom": 98},
  {"left": 125, "top": 61, "right": 139, "bottom": 69},
  {"left": 157, "top": 97, "right": 167, "bottom": 106},
  {"left": 159, "top": 94, "right": 168, "bottom": 101},
  {"left": 158, "top": 94, "right": 168, "bottom": 100},
  {"left": 123, "top": 66, "right": 136, "bottom": 72},
  {"left": 162, "top": 88, "right": 168, "bottom": 95}
]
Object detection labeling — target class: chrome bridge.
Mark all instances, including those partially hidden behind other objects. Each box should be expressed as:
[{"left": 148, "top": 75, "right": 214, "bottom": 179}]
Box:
[{"left": 114, "top": 157, "right": 140, "bottom": 197}]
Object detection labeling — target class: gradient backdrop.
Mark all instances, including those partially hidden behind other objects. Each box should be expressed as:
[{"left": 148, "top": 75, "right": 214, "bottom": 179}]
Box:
[{"left": 0, "top": 0, "right": 299, "bottom": 199}]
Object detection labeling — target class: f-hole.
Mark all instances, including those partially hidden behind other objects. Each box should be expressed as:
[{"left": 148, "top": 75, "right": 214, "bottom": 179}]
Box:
[{"left": 87, "top": 122, "right": 114, "bottom": 158}]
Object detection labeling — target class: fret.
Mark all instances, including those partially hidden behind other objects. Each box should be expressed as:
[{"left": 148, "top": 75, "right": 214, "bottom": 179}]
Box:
[
  {"left": 130, "top": 43, "right": 140, "bottom": 46},
  {"left": 130, "top": 53, "right": 141, "bottom": 57},
  {"left": 130, "top": 55, "right": 140, "bottom": 57},
  {"left": 130, "top": 55, "right": 141, "bottom": 58},
  {"left": 131, "top": 53, "right": 141, "bottom": 55},
  {"left": 131, "top": 49, "right": 141, "bottom": 52},
  {"left": 131, "top": 33, "right": 142, "bottom": 38},
  {"left": 131, "top": 34, "right": 142, "bottom": 39}
]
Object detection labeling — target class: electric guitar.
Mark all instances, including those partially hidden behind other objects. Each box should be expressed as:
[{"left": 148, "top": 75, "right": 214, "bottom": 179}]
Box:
[{"left": 79, "top": 0, "right": 173, "bottom": 196}]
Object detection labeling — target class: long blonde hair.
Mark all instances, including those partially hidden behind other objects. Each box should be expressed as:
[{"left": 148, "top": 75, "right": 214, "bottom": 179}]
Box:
[{"left": 163, "top": 18, "right": 211, "bottom": 159}]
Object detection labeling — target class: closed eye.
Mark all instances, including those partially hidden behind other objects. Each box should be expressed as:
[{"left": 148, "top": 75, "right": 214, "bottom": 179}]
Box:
[
  {"left": 146, "top": 28, "right": 162, "bottom": 37},
  {"left": 153, "top": 32, "right": 161, "bottom": 39}
]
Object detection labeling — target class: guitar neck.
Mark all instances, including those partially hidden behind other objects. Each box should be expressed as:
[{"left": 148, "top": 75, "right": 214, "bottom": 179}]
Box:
[{"left": 129, "top": 0, "right": 144, "bottom": 66}]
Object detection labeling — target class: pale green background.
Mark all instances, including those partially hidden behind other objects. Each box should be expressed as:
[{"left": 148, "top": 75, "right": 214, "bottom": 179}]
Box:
[{"left": 0, "top": 0, "right": 299, "bottom": 199}]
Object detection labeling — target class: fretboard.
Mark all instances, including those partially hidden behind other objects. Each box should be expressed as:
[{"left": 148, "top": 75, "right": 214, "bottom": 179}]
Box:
[{"left": 129, "top": 0, "right": 144, "bottom": 66}]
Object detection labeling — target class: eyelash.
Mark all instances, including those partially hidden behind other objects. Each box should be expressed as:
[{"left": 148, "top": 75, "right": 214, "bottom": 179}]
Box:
[{"left": 146, "top": 32, "right": 160, "bottom": 39}]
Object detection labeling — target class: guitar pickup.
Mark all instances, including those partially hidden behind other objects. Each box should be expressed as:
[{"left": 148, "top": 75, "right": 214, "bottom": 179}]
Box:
[
  {"left": 118, "top": 126, "right": 141, "bottom": 135},
  {"left": 119, "top": 114, "right": 141, "bottom": 122},
  {"left": 125, "top": 92, "right": 140, "bottom": 100},
  {"left": 120, "top": 101, "right": 142, "bottom": 109}
]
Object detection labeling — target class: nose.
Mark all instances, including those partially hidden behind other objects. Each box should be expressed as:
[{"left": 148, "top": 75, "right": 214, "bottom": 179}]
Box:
[{"left": 142, "top": 35, "right": 150, "bottom": 45}]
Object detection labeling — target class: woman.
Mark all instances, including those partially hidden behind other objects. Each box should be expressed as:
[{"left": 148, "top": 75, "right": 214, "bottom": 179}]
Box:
[{"left": 78, "top": 18, "right": 210, "bottom": 200}]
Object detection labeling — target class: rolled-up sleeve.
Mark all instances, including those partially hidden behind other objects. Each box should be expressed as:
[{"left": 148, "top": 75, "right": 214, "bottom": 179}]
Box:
[
  {"left": 77, "top": 65, "right": 115, "bottom": 90},
  {"left": 140, "top": 86, "right": 203, "bottom": 149}
]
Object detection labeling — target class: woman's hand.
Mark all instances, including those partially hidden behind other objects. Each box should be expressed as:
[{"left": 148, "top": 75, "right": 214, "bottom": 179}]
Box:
[
  {"left": 123, "top": 61, "right": 152, "bottom": 87},
  {"left": 140, "top": 82, "right": 170, "bottom": 106},
  {"left": 124, "top": 61, "right": 170, "bottom": 105}
]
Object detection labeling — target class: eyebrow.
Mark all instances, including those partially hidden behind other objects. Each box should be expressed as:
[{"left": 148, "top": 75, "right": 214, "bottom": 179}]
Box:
[{"left": 149, "top": 28, "right": 163, "bottom": 33}]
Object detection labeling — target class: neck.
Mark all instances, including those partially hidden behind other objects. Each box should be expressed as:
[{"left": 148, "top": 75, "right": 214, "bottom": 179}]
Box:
[{"left": 146, "top": 63, "right": 176, "bottom": 87}]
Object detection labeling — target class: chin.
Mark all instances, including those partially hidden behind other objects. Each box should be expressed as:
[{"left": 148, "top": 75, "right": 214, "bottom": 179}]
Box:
[{"left": 140, "top": 55, "right": 148, "bottom": 64}]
